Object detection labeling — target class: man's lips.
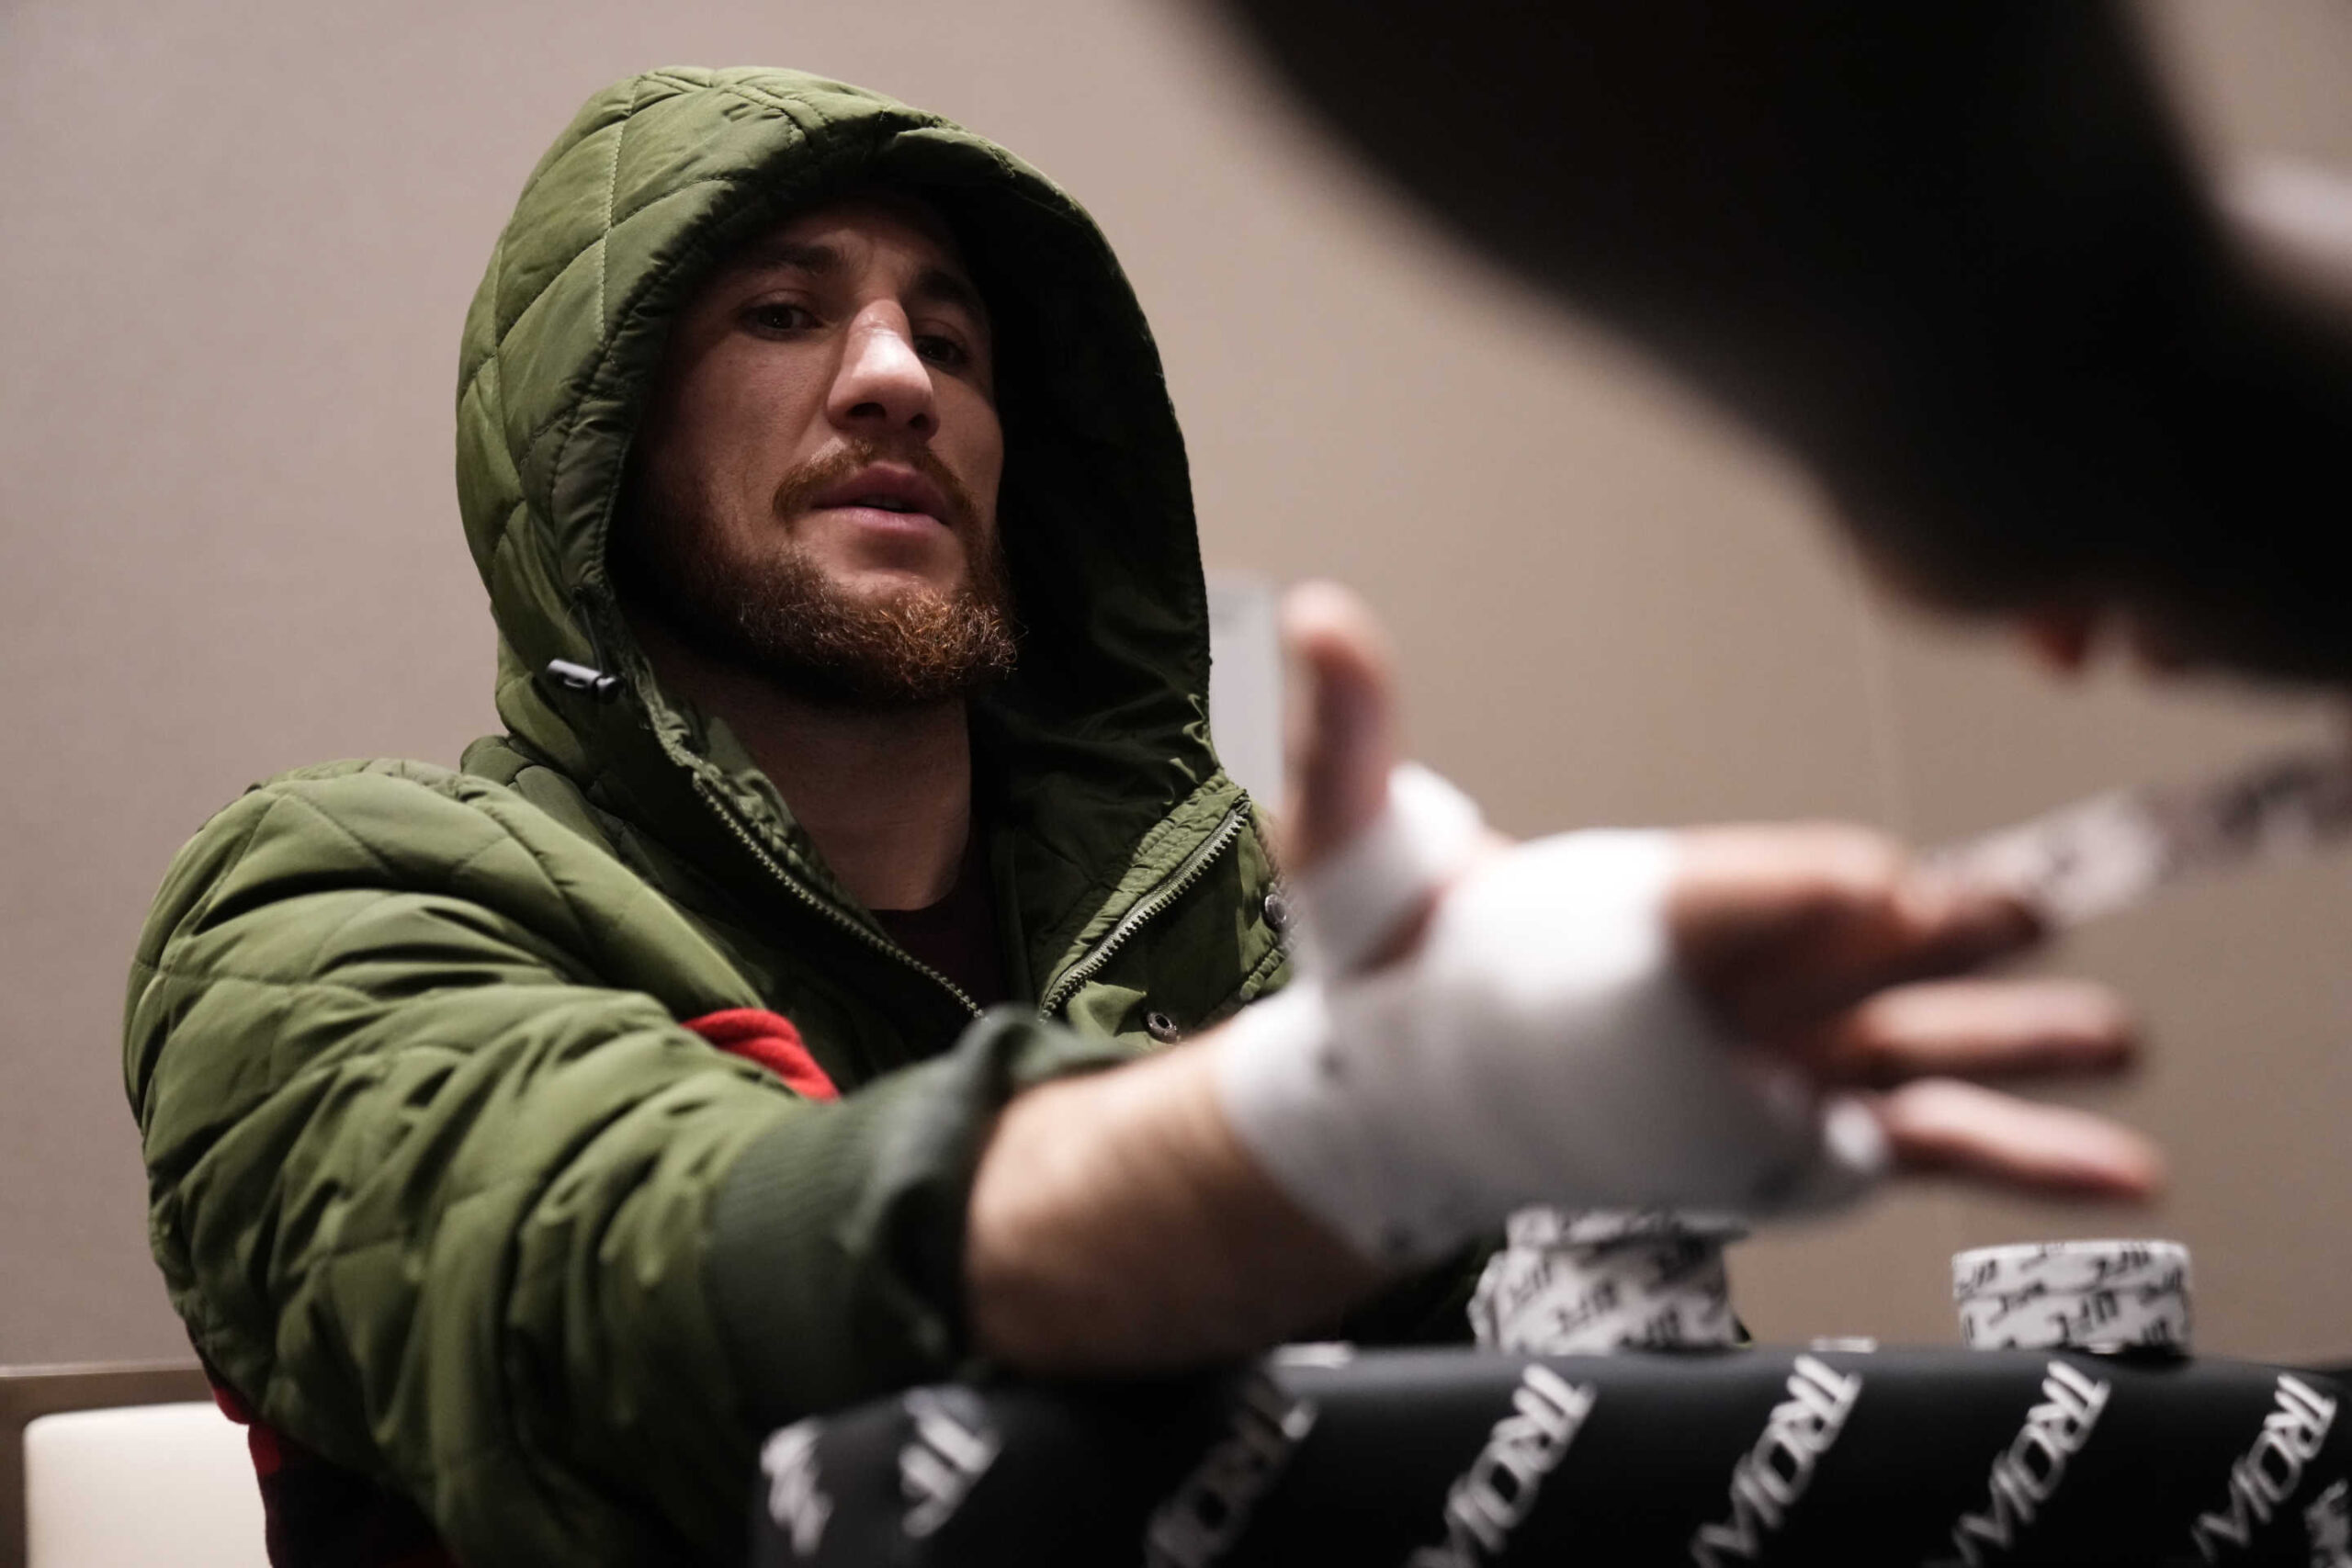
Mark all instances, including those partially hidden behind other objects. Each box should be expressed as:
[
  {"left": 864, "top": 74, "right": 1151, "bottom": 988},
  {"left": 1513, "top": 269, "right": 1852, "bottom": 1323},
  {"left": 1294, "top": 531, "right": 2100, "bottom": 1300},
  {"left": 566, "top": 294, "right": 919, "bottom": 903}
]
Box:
[{"left": 807, "top": 464, "right": 956, "bottom": 528}]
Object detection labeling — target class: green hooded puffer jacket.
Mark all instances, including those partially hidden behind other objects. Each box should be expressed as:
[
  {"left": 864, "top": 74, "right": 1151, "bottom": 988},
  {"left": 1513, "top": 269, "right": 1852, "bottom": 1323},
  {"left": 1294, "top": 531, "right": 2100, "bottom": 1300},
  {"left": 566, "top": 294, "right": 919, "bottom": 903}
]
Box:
[{"left": 122, "top": 67, "right": 1323, "bottom": 1564}]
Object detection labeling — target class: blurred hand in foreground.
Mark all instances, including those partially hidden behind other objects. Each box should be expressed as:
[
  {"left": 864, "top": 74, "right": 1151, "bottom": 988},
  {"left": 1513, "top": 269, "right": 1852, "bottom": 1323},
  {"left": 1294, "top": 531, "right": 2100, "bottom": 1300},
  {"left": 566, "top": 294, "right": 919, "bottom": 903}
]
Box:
[
  {"left": 1279, "top": 579, "right": 2159, "bottom": 1208},
  {"left": 968, "top": 579, "right": 2158, "bottom": 1371}
]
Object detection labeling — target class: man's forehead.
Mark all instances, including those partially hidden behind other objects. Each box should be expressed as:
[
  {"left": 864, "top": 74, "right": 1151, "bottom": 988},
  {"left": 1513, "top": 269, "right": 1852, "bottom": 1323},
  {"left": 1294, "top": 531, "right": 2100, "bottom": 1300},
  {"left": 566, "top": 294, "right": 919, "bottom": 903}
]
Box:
[{"left": 722, "top": 193, "right": 979, "bottom": 297}]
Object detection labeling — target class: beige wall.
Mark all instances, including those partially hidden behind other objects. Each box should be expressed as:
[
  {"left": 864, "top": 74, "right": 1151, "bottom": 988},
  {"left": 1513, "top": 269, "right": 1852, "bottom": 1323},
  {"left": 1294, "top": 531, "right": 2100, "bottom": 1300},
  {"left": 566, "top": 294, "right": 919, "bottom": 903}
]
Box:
[{"left": 3, "top": 0, "right": 2349, "bottom": 1363}]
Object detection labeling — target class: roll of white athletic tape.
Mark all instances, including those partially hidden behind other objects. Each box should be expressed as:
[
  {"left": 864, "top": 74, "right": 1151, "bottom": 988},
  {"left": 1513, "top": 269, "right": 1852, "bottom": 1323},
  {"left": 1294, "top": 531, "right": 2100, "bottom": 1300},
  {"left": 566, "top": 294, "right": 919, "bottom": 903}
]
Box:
[
  {"left": 1470, "top": 1209, "right": 1749, "bottom": 1354},
  {"left": 1952, "top": 1240, "right": 2192, "bottom": 1353}
]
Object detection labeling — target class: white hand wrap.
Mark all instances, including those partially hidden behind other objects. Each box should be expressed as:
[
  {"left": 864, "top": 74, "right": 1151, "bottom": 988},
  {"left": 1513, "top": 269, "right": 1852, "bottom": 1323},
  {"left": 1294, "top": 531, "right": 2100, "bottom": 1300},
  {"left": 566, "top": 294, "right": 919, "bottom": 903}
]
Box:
[
  {"left": 1217, "top": 766, "right": 1888, "bottom": 1265},
  {"left": 1289, "top": 761, "right": 1487, "bottom": 975}
]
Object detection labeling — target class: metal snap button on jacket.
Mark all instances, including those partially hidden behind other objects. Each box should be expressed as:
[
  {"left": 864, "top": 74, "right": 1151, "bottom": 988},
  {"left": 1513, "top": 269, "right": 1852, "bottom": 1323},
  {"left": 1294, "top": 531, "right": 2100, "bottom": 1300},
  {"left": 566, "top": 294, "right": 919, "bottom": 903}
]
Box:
[
  {"left": 1261, "top": 889, "right": 1292, "bottom": 933},
  {"left": 1145, "top": 1010, "right": 1182, "bottom": 1043}
]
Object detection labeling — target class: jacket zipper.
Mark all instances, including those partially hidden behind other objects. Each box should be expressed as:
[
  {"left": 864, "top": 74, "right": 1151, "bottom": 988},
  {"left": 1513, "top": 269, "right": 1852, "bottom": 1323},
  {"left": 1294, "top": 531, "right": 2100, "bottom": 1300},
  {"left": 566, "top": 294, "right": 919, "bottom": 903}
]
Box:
[
  {"left": 695, "top": 779, "right": 984, "bottom": 1021},
  {"left": 1038, "top": 795, "right": 1253, "bottom": 1018}
]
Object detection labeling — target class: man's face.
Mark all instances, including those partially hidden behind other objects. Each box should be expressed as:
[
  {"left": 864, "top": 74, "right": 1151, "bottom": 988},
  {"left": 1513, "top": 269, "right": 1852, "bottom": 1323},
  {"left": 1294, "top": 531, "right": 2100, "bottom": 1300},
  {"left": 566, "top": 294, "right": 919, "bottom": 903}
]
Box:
[{"left": 619, "top": 194, "right": 1018, "bottom": 705}]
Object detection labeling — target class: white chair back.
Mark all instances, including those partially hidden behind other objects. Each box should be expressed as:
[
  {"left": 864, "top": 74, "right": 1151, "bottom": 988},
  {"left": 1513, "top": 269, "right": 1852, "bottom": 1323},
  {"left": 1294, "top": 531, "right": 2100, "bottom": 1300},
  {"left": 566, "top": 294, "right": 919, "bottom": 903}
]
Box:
[
  {"left": 3, "top": 1366, "right": 255, "bottom": 1568},
  {"left": 22, "top": 1403, "right": 264, "bottom": 1568}
]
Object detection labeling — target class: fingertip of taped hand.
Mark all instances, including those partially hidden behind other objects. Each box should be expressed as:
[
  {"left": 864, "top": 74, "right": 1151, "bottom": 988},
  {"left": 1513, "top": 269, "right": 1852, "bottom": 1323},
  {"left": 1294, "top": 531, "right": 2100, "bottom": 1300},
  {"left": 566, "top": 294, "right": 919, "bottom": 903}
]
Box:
[
  {"left": 1279, "top": 581, "right": 1398, "bottom": 870},
  {"left": 1895, "top": 874, "right": 2048, "bottom": 976},
  {"left": 1825, "top": 850, "right": 2044, "bottom": 997},
  {"left": 1875, "top": 1078, "right": 2166, "bottom": 1202},
  {"left": 1806, "top": 976, "right": 2142, "bottom": 1088},
  {"left": 1671, "top": 830, "right": 2052, "bottom": 1037}
]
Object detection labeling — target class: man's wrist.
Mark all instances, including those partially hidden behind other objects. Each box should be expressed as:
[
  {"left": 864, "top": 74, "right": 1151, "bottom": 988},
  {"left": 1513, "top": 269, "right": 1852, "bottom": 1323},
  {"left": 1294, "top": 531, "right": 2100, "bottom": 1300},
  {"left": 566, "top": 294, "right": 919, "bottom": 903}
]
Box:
[{"left": 967, "top": 1037, "right": 1382, "bottom": 1372}]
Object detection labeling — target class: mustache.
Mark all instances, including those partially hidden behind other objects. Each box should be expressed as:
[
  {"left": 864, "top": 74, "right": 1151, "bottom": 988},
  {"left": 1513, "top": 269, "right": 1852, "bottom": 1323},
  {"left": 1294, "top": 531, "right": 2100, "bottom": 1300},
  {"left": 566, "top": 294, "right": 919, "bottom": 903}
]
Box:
[{"left": 771, "top": 440, "right": 984, "bottom": 536}]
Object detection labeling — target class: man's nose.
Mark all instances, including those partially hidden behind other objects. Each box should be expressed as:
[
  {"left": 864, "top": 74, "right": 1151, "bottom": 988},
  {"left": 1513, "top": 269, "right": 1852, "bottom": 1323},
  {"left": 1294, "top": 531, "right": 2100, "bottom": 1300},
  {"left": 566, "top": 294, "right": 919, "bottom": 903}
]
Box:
[{"left": 828, "top": 301, "right": 936, "bottom": 437}]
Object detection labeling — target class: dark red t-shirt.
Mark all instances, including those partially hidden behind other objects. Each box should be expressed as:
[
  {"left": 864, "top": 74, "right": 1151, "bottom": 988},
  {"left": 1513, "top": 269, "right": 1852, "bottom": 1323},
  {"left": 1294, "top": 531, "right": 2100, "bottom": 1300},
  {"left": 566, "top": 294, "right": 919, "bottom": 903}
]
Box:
[{"left": 873, "top": 832, "right": 1011, "bottom": 1008}]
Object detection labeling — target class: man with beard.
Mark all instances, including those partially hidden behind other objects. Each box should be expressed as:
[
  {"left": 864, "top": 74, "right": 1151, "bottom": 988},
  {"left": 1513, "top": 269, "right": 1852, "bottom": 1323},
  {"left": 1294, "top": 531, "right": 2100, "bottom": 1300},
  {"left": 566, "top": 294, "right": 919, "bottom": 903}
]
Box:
[{"left": 126, "top": 70, "right": 2149, "bottom": 1566}]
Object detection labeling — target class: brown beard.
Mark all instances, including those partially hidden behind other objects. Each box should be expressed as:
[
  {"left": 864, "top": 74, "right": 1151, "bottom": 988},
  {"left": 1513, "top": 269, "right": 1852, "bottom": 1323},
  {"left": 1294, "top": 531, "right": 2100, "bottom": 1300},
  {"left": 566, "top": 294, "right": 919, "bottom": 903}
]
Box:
[{"left": 616, "top": 440, "right": 1020, "bottom": 708}]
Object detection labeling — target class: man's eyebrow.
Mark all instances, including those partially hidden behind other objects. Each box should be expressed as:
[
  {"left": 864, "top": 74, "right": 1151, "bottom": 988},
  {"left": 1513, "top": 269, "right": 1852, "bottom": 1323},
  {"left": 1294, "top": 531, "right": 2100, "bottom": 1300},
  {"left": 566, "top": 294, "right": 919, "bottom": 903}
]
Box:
[
  {"left": 908, "top": 265, "right": 989, "bottom": 326},
  {"left": 730, "top": 239, "right": 843, "bottom": 278},
  {"left": 727, "top": 242, "right": 989, "bottom": 325}
]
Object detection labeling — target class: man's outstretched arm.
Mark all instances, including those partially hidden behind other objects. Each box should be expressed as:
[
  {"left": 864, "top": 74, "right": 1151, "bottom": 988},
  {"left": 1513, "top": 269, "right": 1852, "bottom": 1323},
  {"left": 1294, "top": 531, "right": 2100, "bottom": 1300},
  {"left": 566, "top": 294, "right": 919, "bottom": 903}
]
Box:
[{"left": 966, "top": 584, "right": 2155, "bottom": 1372}]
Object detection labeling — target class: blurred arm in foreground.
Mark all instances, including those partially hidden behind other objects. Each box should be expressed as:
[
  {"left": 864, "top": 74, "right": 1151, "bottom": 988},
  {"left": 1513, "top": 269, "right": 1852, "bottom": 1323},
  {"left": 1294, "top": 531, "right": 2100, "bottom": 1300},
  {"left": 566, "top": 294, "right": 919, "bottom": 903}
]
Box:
[
  {"left": 968, "top": 583, "right": 2154, "bottom": 1371},
  {"left": 1210, "top": 0, "right": 2352, "bottom": 682}
]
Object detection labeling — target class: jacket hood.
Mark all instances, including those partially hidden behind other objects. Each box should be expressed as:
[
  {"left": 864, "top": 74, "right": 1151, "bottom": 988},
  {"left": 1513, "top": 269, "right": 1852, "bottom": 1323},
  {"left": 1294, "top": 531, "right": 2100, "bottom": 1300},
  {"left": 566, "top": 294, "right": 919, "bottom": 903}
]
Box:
[{"left": 456, "top": 68, "right": 1234, "bottom": 971}]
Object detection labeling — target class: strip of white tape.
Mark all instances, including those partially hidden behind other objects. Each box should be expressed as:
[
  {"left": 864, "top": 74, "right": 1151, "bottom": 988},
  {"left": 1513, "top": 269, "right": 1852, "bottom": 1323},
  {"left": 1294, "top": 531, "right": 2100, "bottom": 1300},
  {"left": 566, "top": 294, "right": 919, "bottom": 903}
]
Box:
[{"left": 1929, "top": 745, "right": 2352, "bottom": 928}]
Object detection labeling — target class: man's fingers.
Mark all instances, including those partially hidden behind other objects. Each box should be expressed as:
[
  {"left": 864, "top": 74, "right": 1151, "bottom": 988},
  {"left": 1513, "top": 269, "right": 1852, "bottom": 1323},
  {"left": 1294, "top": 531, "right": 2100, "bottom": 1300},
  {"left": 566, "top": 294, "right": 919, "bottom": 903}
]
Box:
[
  {"left": 1879, "top": 870, "right": 2050, "bottom": 992},
  {"left": 1876, "top": 1078, "right": 2165, "bottom": 1201},
  {"left": 1278, "top": 580, "right": 1400, "bottom": 873},
  {"left": 1670, "top": 823, "right": 2044, "bottom": 1032},
  {"left": 1798, "top": 977, "right": 2138, "bottom": 1088}
]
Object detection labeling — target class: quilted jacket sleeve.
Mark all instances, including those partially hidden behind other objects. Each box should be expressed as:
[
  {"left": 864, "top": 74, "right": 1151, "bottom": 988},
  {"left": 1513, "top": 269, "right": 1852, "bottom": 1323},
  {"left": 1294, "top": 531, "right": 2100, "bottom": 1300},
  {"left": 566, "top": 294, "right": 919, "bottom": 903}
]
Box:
[{"left": 123, "top": 761, "right": 1120, "bottom": 1566}]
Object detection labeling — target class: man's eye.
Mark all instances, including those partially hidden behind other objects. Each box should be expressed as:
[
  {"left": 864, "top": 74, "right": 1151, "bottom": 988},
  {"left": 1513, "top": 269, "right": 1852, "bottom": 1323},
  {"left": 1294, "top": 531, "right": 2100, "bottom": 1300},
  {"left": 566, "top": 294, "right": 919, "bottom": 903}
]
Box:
[
  {"left": 915, "top": 334, "right": 971, "bottom": 370},
  {"left": 743, "top": 303, "right": 817, "bottom": 333}
]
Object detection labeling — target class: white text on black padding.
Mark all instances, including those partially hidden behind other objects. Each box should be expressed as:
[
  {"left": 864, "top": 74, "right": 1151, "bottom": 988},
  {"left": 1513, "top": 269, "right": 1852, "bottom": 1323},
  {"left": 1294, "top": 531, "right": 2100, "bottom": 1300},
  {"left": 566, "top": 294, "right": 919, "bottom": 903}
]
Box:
[
  {"left": 2305, "top": 1478, "right": 2352, "bottom": 1568},
  {"left": 2191, "top": 1374, "right": 2338, "bottom": 1562},
  {"left": 1406, "top": 1364, "right": 1597, "bottom": 1568},
  {"left": 899, "top": 1389, "right": 1001, "bottom": 1540},
  {"left": 1928, "top": 1359, "right": 2111, "bottom": 1568},
  {"left": 760, "top": 1420, "right": 833, "bottom": 1560},
  {"left": 1689, "top": 1355, "right": 1864, "bottom": 1568},
  {"left": 1143, "top": 1373, "right": 1317, "bottom": 1568}
]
